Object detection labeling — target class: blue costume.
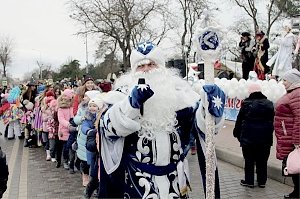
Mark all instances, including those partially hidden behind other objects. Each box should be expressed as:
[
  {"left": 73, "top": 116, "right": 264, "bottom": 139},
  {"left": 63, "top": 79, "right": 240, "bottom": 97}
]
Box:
[{"left": 98, "top": 42, "right": 225, "bottom": 198}]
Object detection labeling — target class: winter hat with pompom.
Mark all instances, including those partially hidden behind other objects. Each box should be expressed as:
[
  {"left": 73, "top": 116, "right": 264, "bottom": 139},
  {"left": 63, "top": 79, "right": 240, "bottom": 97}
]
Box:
[
  {"left": 62, "top": 89, "right": 74, "bottom": 99},
  {"left": 248, "top": 83, "right": 261, "bottom": 94},
  {"left": 23, "top": 99, "right": 34, "bottom": 110}
]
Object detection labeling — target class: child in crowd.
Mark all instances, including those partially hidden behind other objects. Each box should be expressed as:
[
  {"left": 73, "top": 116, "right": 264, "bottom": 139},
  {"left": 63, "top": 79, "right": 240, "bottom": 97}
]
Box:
[
  {"left": 32, "top": 85, "right": 46, "bottom": 147},
  {"left": 74, "top": 90, "right": 100, "bottom": 187},
  {"left": 42, "top": 91, "right": 55, "bottom": 161},
  {"left": 82, "top": 96, "right": 107, "bottom": 198},
  {"left": 47, "top": 99, "right": 59, "bottom": 162},
  {"left": 21, "top": 100, "right": 34, "bottom": 147},
  {"left": 4, "top": 86, "right": 24, "bottom": 140},
  {"left": 57, "top": 89, "right": 74, "bottom": 169}
]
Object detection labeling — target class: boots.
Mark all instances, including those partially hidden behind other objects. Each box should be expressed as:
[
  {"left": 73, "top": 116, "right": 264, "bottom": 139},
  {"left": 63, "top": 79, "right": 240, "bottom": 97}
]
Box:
[
  {"left": 84, "top": 177, "right": 99, "bottom": 198},
  {"left": 24, "top": 139, "right": 29, "bottom": 147},
  {"left": 46, "top": 150, "right": 51, "bottom": 161},
  {"left": 82, "top": 174, "right": 89, "bottom": 187}
]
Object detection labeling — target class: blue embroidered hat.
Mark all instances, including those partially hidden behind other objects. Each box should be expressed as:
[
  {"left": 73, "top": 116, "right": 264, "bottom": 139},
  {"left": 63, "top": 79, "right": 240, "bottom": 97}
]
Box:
[{"left": 130, "top": 41, "right": 165, "bottom": 71}]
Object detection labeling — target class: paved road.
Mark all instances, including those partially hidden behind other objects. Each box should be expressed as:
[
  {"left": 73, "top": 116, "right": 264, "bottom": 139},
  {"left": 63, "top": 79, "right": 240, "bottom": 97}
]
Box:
[{"left": 0, "top": 134, "right": 293, "bottom": 199}]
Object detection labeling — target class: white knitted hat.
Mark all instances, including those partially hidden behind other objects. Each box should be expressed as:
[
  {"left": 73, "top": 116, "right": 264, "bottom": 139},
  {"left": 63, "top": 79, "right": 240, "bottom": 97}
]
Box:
[{"left": 88, "top": 98, "right": 105, "bottom": 109}]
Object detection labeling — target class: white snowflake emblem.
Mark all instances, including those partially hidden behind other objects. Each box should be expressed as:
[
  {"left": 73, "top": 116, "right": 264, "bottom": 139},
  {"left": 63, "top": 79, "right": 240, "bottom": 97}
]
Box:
[
  {"left": 137, "top": 84, "right": 148, "bottom": 91},
  {"left": 212, "top": 95, "right": 223, "bottom": 109}
]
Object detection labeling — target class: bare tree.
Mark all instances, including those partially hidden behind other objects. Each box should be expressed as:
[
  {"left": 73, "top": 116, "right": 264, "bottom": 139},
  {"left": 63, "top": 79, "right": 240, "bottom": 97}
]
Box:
[
  {"left": 68, "top": 0, "right": 171, "bottom": 69},
  {"left": 173, "top": 0, "right": 207, "bottom": 59},
  {"left": 232, "top": 0, "right": 259, "bottom": 34},
  {"left": 0, "top": 36, "right": 13, "bottom": 77},
  {"left": 232, "top": 0, "right": 290, "bottom": 38}
]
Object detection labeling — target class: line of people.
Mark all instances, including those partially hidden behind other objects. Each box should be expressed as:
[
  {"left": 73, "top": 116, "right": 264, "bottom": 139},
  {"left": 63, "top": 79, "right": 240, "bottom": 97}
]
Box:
[{"left": 0, "top": 76, "right": 113, "bottom": 198}]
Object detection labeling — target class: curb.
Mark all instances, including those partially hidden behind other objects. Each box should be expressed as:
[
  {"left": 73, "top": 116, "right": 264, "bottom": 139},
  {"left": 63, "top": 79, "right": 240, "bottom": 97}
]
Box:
[{"left": 216, "top": 147, "right": 293, "bottom": 187}]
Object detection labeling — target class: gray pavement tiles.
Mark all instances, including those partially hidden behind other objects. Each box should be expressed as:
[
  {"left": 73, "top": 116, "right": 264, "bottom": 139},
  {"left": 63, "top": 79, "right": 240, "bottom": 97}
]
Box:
[{"left": 0, "top": 134, "right": 294, "bottom": 199}]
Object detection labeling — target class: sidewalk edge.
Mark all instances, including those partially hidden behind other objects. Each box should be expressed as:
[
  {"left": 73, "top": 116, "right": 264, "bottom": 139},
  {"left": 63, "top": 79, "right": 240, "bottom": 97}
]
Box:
[{"left": 216, "top": 147, "right": 293, "bottom": 187}]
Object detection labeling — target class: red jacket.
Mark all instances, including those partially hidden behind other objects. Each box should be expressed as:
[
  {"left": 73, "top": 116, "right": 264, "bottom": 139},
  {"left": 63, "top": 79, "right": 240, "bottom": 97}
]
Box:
[
  {"left": 0, "top": 102, "right": 10, "bottom": 115},
  {"left": 274, "top": 84, "right": 300, "bottom": 160}
]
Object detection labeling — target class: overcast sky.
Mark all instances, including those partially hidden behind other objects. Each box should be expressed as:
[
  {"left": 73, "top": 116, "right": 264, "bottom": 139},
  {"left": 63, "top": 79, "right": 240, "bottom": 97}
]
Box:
[{"left": 0, "top": 0, "right": 261, "bottom": 80}]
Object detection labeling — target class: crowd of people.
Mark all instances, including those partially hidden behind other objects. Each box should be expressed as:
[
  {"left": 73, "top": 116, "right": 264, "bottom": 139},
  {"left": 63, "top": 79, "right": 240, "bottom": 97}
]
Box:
[{"left": 0, "top": 37, "right": 299, "bottom": 199}]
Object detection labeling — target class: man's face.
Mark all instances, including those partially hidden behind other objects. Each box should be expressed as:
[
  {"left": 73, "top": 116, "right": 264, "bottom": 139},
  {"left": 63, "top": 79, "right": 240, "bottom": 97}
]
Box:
[{"left": 136, "top": 61, "right": 158, "bottom": 73}]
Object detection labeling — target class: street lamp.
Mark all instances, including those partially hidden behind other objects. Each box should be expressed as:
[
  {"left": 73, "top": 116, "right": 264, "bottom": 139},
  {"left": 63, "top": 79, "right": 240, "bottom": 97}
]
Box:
[
  {"left": 32, "top": 49, "right": 43, "bottom": 79},
  {"left": 84, "top": 21, "right": 89, "bottom": 74}
]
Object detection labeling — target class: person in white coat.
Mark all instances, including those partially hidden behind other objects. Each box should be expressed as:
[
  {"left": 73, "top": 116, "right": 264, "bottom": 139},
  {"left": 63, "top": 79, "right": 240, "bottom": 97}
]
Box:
[{"left": 267, "top": 23, "right": 296, "bottom": 79}]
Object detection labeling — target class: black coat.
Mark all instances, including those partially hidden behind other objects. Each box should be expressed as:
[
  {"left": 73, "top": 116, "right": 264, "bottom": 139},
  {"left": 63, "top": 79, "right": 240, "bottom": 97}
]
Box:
[{"left": 233, "top": 92, "right": 275, "bottom": 147}]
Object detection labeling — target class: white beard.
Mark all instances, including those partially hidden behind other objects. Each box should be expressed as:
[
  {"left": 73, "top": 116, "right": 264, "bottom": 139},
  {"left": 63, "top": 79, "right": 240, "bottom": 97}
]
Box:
[{"left": 130, "top": 68, "right": 183, "bottom": 139}]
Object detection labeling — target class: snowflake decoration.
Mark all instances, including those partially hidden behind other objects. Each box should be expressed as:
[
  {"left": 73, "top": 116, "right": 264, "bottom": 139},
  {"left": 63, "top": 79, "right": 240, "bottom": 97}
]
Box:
[
  {"left": 137, "top": 84, "right": 148, "bottom": 91},
  {"left": 212, "top": 95, "right": 223, "bottom": 109}
]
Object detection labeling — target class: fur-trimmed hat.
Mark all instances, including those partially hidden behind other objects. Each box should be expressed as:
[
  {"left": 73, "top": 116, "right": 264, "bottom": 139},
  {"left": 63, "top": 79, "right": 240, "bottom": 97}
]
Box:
[{"left": 130, "top": 41, "right": 165, "bottom": 72}]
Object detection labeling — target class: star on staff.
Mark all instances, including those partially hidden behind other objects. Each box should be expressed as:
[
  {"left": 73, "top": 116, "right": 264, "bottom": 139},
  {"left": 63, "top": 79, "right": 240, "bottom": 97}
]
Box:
[
  {"left": 137, "top": 84, "right": 148, "bottom": 91},
  {"left": 212, "top": 95, "right": 223, "bottom": 109}
]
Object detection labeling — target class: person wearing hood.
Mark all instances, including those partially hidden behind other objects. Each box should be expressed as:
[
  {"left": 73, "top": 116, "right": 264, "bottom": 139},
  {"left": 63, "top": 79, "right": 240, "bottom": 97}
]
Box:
[{"left": 274, "top": 68, "right": 300, "bottom": 199}]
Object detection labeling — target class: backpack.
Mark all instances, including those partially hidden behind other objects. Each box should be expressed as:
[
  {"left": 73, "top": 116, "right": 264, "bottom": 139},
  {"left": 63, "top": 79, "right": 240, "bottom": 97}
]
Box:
[{"left": 0, "top": 146, "right": 9, "bottom": 197}]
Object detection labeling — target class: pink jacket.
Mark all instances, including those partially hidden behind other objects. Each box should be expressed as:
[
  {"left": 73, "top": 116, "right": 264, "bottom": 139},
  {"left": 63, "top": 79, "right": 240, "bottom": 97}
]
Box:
[
  {"left": 274, "top": 84, "right": 300, "bottom": 160},
  {"left": 58, "top": 107, "right": 73, "bottom": 141},
  {"left": 57, "top": 96, "right": 74, "bottom": 141},
  {"left": 41, "top": 105, "right": 52, "bottom": 132}
]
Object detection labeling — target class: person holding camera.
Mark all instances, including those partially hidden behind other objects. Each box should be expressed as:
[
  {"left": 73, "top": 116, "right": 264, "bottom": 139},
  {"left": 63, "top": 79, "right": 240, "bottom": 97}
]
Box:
[{"left": 239, "top": 32, "right": 255, "bottom": 79}]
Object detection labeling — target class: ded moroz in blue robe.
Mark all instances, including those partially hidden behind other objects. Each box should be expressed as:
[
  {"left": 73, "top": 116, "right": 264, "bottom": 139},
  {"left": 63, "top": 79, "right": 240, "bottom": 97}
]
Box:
[{"left": 98, "top": 79, "right": 225, "bottom": 199}]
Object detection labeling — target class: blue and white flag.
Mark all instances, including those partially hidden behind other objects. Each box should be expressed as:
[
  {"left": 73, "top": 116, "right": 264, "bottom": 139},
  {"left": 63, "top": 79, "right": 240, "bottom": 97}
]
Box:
[{"left": 203, "top": 84, "right": 225, "bottom": 117}]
